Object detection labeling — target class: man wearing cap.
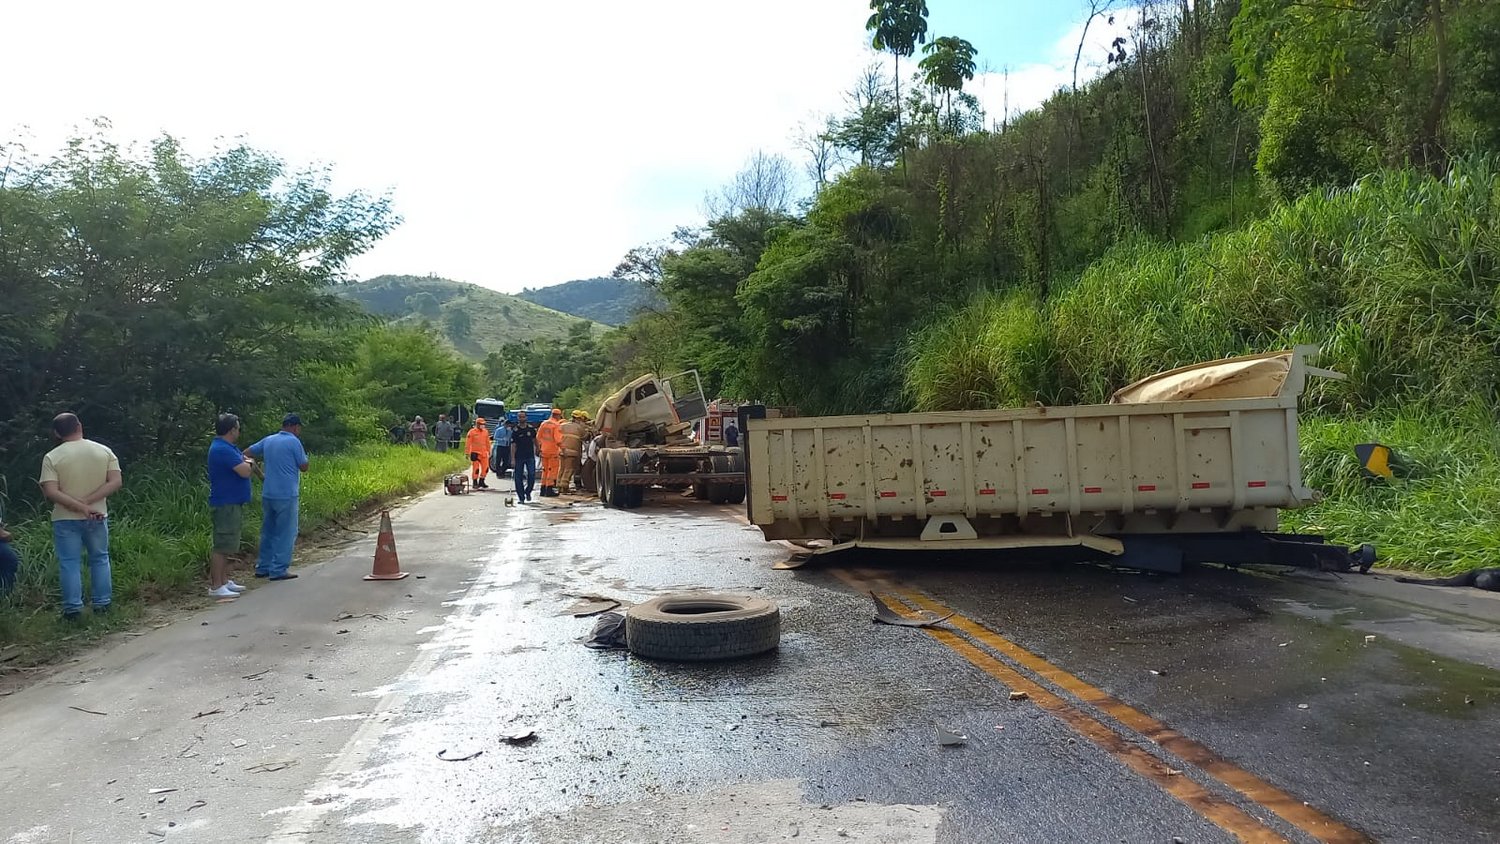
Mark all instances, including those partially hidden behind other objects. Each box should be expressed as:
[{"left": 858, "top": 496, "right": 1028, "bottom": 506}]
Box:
[
  {"left": 558, "top": 411, "right": 590, "bottom": 494},
  {"left": 537, "top": 408, "right": 564, "bottom": 497},
  {"left": 510, "top": 412, "right": 538, "bottom": 503},
  {"left": 246, "top": 414, "right": 310, "bottom": 581},
  {"left": 466, "top": 418, "right": 492, "bottom": 489}
]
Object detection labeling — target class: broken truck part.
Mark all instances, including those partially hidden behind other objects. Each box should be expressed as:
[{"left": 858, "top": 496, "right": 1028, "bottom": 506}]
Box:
[
  {"left": 592, "top": 370, "right": 747, "bottom": 509},
  {"left": 740, "top": 347, "right": 1376, "bottom": 574}
]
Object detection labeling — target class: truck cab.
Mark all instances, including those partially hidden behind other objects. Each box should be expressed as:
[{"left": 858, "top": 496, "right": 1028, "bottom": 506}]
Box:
[{"left": 597, "top": 371, "right": 708, "bottom": 445}]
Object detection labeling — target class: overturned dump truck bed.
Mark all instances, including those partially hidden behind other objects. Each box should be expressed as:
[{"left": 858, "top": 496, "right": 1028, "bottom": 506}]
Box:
[{"left": 740, "top": 347, "right": 1374, "bottom": 573}]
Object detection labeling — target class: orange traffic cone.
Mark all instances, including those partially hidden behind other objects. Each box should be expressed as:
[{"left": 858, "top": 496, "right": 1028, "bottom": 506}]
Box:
[{"left": 364, "top": 509, "right": 409, "bottom": 581}]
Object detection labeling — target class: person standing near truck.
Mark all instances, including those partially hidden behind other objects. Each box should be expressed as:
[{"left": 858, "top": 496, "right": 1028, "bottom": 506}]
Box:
[
  {"left": 511, "top": 412, "right": 538, "bottom": 503},
  {"left": 537, "top": 408, "right": 564, "bottom": 497},
  {"left": 558, "top": 410, "right": 589, "bottom": 493},
  {"left": 466, "top": 418, "right": 492, "bottom": 489},
  {"left": 492, "top": 416, "right": 513, "bottom": 478}
]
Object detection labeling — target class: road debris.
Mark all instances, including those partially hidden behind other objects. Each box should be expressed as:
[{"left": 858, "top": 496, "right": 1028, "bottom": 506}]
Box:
[
  {"left": 1297, "top": 703, "right": 1310, "bottom": 710},
  {"left": 67, "top": 705, "right": 108, "bottom": 716},
  {"left": 187, "top": 800, "right": 206, "bottom": 812},
  {"left": 582, "top": 611, "right": 628, "bottom": 650},
  {"left": 567, "top": 595, "right": 622, "bottom": 617},
  {"left": 244, "top": 760, "right": 296, "bottom": 773},
  {"left": 1009, "top": 691, "right": 1029, "bottom": 701},
  {"left": 192, "top": 709, "right": 223, "bottom": 719},
  {"left": 241, "top": 669, "right": 270, "bottom": 680},
  {"left": 503, "top": 729, "right": 538, "bottom": 746},
  {"left": 1148, "top": 669, "right": 1166, "bottom": 676},
  {"left": 1364, "top": 635, "right": 1376, "bottom": 646},
  {"left": 437, "top": 748, "right": 484, "bottom": 761},
  {"left": 147, "top": 788, "right": 177, "bottom": 795},
  {"left": 231, "top": 739, "right": 248, "bottom": 748},
  {"left": 870, "top": 593, "right": 953, "bottom": 628},
  {"left": 936, "top": 725, "right": 967, "bottom": 747}
]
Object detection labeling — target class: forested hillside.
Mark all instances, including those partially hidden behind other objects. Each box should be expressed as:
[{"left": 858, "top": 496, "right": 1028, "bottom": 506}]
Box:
[
  {"left": 340, "top": 275, "right": 605, "bottom": 359},
  {"left": 516, "top": 277, "right": 664, "bottom": 326},
  {"left": 575, "top": 0, "right": 1500, "bottom": 573}
]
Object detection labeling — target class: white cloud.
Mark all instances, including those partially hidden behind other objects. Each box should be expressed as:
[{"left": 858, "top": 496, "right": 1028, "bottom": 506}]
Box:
[{"left": 0, "top": 1, "right": 1136, "bottom": 293}]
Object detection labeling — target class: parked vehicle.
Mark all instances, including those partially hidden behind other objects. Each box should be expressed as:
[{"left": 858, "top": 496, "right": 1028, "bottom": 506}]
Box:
[
  {"left": 740, "top": 347, "right": 1375, "bottom": 573},
  {"left": 593, "top": 371, "right": 745, "bottom": 509}
]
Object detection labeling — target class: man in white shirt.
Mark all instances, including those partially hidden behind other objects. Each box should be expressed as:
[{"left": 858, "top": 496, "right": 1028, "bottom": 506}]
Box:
[{"left": 38, "top": 412, "right": 123, "bottom": 621}]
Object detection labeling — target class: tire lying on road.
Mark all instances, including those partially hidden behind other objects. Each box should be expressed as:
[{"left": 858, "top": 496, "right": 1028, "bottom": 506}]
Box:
[{"left": 625, "top": 593, "right": 780, "bottom": 661}]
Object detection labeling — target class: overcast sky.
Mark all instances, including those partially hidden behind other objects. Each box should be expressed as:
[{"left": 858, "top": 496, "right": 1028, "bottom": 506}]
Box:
[{"left": 2, "top": 1, "right": 1133, "bottom": 292}]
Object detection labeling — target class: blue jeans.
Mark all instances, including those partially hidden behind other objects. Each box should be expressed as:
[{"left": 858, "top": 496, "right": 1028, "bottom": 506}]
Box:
[
  {"left": 513, "top": 455, "right": 535, "bottom": 499},
  {"left": 0, "top": 539, "right": 19, "bottom": 593},
  {"left": 52, "top": 519, "right": 112, "bottom": 613},
  {"left": 257, "top": 497, "right": 299, "bottom": 577}
]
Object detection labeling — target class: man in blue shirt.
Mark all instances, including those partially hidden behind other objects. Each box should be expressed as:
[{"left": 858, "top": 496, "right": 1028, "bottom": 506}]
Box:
[
  {"left": 491, "top": 417, "right": 513, "bottom": 478},
  {"left": 207, "top": 413, "right": 254, "bottom": 599},
  {"left": 246, "top": 414, "right": 310, "bottom": 581}
]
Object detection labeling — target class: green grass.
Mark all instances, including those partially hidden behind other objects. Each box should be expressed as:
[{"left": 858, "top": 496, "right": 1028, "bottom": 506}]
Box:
[
  {"left": 906, "top": 160, "right": 1500, "bottom": 574},
  {"left": 1287, "top": 411, "right": 1500, "bottom": 575},
  {"left": 0, "top": 444, "right": 464, "bottom": 652}
]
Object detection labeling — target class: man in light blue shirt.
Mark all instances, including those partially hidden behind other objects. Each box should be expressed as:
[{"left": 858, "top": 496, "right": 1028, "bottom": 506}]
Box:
[{"left": 246, "top": 414, "right": 309, "bottom": 581}]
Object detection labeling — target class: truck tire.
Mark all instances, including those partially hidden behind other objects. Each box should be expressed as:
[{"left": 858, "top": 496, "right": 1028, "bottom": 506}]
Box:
[
  {"left": 625, "top": 593, "right": 780, "bottom": 662},
  {"left": 622, "top": 449, "right": 646, "bottom": 509},
  {"left": 597, "top": 448, "right": 615, "bottom": 507},
  {"left": 726, "top": 453, "right": 747, "bottom": 504},
  {"left": 606, "top": 448, "right": 630, "bottom": 509}
]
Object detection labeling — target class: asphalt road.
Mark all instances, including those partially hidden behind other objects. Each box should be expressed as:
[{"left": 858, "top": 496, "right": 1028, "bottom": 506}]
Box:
[{"left": 1, "top": 485, "right": 1497, "bottom": 843}]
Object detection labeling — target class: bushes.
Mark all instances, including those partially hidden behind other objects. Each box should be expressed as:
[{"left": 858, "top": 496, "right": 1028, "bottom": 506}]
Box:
[{"left": 911, "top": 159, "right": 1500, "bottom": 412}]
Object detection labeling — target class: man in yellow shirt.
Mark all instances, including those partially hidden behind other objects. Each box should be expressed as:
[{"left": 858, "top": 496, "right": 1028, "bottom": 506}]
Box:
[{"left": 38, "top": 412, "right": 123, "bottom": 621}]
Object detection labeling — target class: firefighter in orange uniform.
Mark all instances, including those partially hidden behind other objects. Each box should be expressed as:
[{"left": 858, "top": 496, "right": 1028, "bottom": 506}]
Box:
[
  {"left": 465, "top": 418, "right": 492, "bottom": 489},
  {"left": 558, "top": 410, "right": 590, "bottom": 493},
  {"left": 537, "top": 408, "right": 564, "bottom": 497}
]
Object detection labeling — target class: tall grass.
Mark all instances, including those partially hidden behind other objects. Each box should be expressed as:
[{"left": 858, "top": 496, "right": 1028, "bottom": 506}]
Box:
[
  {"left": 907, "top": 161, "right": 1500, "bottom": 573},
  {"left": 0, "top": 444, "right": 463, "bottom": 645}
]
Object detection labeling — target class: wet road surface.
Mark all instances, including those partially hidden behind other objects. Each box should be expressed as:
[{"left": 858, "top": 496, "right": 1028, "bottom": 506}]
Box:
[{"left": 1, "top": 486, "right": 1497, "bottom": 843}]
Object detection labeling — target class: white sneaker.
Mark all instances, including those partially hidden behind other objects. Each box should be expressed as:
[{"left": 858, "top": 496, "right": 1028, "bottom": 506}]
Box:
[
  {"left": 208, "top": 585, "right": 239, "bottom": 599},
  {"left": 224, "top": 580, "right": 247, "bottom": 593}
]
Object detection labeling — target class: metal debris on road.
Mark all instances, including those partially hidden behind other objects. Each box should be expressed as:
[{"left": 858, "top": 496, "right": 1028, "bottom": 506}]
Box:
[
  {"left": 437, "top": 748, "right": 484, "bottom": 761},
  {"left": 1297, "top": 703, "right": 1310, "bottom": 710},
  {"left": 67, "top": 705, "right": 108, "bottom": 716},
  {"left": 244, "top": 760, "right": 296, "bottom": 773},
  {"left": 1364, "top": 635, "right": 1376, "bottom": 646},
  {"left": 503, "top": 730, "right": 538, "bottom": 746},
  {"left": 147, "top": 788, "right": 177, "bottom": 795},
  {"left": 870, "top": 592, "right": 953, "bottom": 628},
  {"left": 192, "top": 709, "right": 223, "bottom": 719},
  {"left": 241, "top": 669, "right": 270, "bottom": 680},
  {"left": 231, "top": 739, "right": 247, "bottom": 748},
  {"left": 936, "top": 725, "right": 968, "bottom": 746},
  {"left": 1009, "top": 691, "right": 1029, "bottom": 701},
  {"left": 567, "top": 595, "right": 622, "bottom": 617},
  {"left": 187, "top": 800, "right": 206, "bottom": 812}
]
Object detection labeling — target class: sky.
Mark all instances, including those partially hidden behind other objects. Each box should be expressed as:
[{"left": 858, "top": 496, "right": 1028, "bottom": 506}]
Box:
[{"left": 1, "top": 1, "right": 1135, "bottom": 293}]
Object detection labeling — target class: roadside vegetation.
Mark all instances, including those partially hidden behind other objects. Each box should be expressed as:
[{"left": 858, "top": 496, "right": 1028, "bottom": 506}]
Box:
[
  {"left": 584, "top": 0, "right": 1500, "bottom": 573},
  {"left": 0, "top": 133, "right": 478, "bottom": 646}
]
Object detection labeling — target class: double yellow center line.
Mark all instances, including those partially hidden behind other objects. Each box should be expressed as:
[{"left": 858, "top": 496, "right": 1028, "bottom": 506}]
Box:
[{"left": 832, "top": 568, "right": 1371, "bottom": 844}]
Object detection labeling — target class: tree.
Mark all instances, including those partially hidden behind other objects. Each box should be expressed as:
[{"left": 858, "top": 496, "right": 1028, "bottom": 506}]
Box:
[
  {"left": 406, "top": 291, "right": 441, "bottom": 318},
  {"left": 832, "top": 65, "right": 901, "bottom": 167},
  {"left": 918, "top": 36, "right": 978, "bottom": 130},
  {"left": 705, "top": 151, "right": 797, "bottom": 217},
  {"left": 444, "top": 307, "right": 473, "bottom": 339},
  {"left": 866, "top": 0, "right": 930, "bottom": 161}
]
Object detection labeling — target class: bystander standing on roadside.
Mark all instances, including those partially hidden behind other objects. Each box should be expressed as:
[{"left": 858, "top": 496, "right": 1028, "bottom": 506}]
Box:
[
  {"left": 492, "top": 415, "right": 513, "bottom": 477},
  {"left": 246, "top": 414, "right": 309, "bottom": 581},
  {"left": 433, "top": 415, "right": 453, "bottom": 453},
  {"left": 409, "top": 415, "right": 428, "bottom": 448},
  {"left": 38, "top": 412, "right": 122, "bottom": 620},
  {"left": 0, "top": 516, "right": 18, "bottom": 595},
  {"left": 207, "top": 414, "right": 254, "bottom": 600}
]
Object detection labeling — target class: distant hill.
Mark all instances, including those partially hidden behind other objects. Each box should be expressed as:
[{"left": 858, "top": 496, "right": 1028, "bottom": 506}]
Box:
[
  {"left": 340, "top": 275, "right": 605, "bottom": 361},
  {"left": 516, "top": 277, "right": 663, "bottom": 326}
]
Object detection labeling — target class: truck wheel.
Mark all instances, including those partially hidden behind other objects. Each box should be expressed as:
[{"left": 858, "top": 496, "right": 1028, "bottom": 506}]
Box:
[
  {"left": 724, "top": 453, "right": 746, "bottom": 504},
  {"left": 607, "top": 449, "right": 631, "bottom": 510},
  {"left": 692, "top": 482, "right": 709, "bottom": 500},
  {"left": 622, "top": 449, "right": 646, "bottom": 509},
  {"left": 580, "top": 458, "right": 598, "bottom": 494},
  {"left": 727, "top": 485, "right": 746, "bottom": 505},
  {"left": 625, "top": 593, "right": 780, "bottom": 662},
  {"left": 597, "top": 449, "right": 615, "bottom": 507}
]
